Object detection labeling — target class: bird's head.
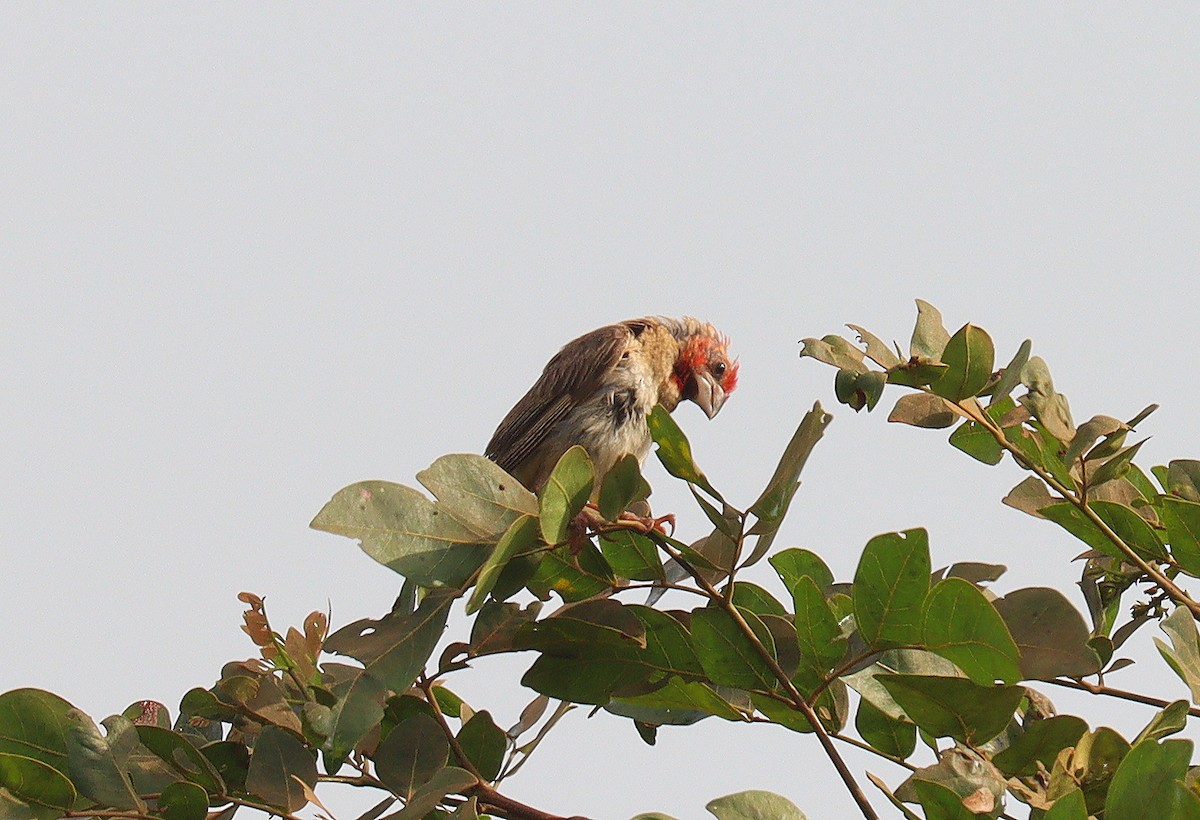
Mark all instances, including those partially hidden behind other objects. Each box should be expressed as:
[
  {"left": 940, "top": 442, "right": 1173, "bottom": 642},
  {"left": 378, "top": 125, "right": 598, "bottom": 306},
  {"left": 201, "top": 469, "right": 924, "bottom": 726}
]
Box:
[{"left": 669, "top": 320, "right": 739, "bottom": 419}]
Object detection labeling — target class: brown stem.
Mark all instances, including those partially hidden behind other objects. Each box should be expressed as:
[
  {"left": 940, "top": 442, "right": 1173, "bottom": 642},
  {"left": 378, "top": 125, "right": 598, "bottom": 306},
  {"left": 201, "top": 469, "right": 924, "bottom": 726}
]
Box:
[
  {"left": 420, "top": 677, "right": 587, "bottom": 819},
  {"left": 469, "top": 782, "right": 591, "bottom": 820},
  {"left": 419, "top": 675, "right": 486, "bottom": 782},
  {"left": 651, "top": 535, "right": 881, "bottom": 820},
  {"left": 832, "top": 732, "right": 918, "bottom": 772},
  {"left": 958, "top": 397, "right": 1200, "bottom": 620},
  {"left": 1045, "top": 677, "right": 1200, "bottom": 717}
]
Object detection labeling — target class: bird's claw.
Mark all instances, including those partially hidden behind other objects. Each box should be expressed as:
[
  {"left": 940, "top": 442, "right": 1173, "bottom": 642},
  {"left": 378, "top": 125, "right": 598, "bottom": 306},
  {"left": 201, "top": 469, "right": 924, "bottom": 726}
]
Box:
[{"left": 617, "top": 510, "right": 676, "bottom": 537}]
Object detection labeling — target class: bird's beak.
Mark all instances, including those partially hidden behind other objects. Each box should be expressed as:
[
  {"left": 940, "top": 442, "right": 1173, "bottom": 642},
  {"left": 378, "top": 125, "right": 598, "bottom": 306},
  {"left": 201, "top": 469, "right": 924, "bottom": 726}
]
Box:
[{"left": 692, "top": 375, "right": 728, "bottom": 419}]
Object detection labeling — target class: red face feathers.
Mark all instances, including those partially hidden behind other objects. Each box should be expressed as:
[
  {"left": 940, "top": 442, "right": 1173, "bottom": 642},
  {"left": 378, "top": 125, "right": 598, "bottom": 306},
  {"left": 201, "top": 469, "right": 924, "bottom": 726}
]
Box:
[{"left": 664, "top": 318, "right": 739, "bottom": 419}]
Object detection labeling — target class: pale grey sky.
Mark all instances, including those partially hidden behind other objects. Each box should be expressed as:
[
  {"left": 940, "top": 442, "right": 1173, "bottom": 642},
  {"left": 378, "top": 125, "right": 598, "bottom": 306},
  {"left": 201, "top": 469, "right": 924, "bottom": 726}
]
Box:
[{"left": 3, "top": 5, "right": 1199, "bottom": 818}]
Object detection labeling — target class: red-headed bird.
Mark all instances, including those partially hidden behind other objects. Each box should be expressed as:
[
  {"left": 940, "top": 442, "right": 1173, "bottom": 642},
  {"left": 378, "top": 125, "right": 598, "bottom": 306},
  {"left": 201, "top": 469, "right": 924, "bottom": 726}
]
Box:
[{"left": 485, "top": 316, "right": 738, "bottom": 492}]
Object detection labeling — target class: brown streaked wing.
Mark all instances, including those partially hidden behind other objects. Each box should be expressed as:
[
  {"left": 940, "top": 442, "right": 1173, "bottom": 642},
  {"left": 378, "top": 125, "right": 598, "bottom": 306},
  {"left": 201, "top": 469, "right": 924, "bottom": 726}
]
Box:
[{"left": 485, "top": 323, "right": 633, "bottom": 475}]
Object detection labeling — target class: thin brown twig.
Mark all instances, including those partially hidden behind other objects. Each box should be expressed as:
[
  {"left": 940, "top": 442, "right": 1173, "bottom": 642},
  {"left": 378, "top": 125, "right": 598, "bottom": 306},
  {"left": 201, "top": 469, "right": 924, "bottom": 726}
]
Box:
[
  {"left": 832, "top": 732, "right": 919, "bottom": 772},
  {"left": 1045, "top": 677, "right": 1200, "bottom": 717},
  {"left": 418, "top": 674, "right": 486, "bottom": 782},
  {"left": 225, "top": 796, "right": 307, "bottom": 820},
  {"left": 610, "top": 581, "right": 712, "bottom": 599}
]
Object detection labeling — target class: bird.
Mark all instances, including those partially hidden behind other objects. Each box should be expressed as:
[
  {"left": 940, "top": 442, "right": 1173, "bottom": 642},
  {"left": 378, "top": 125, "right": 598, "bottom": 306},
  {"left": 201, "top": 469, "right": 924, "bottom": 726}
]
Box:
[{"left": 485, "top": 316, "right": 738, "bottom": 494}]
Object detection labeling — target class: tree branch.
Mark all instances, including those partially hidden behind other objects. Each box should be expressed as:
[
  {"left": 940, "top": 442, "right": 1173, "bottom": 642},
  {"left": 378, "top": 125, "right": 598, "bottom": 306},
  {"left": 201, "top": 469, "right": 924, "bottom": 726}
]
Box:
[
  {"left": 1045, "top": 677, "right": 1200, "bottom": 717},
  {"left": 651, "top": 534, "right": 881, "bottom": 820},
  {"left": 958, "top": 397, "right": 1200, "bottom": 619}
]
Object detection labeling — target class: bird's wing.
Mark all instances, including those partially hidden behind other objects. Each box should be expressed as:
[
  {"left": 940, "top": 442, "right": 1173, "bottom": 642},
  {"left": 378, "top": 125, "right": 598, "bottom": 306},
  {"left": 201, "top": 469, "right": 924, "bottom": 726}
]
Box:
[{"left": 485, "top": 322, "right": 635, "bottom": 475}]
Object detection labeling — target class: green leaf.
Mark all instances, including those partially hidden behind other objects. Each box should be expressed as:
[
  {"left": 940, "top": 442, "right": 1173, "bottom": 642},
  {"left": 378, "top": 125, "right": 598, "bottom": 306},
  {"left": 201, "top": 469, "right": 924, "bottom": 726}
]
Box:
[
  {"left": 467, "top": 514, "right": 541, "bottom": 615},
  {"left": 1161, "top": 497, "right": 1200, "bottom": 576},
  {"left": 134, "top": 725, "right": 225, "bottom": 794},
  {"left": 1154, "top": 607, "right": 1200, "bottom": 703},
  {"left": 1105, "top": 739, "right": 1199, "bottom": 820},
  {"left": 120, "top": 701, "right": 170, "bottom": 729},
  {"left": 538, "top": 445, "right": 595, "bottom": 545},
  {"left": 597, "top": 454, "right": 650, "bottom": 521},
  {"left": 989, "top": 339, "right": 1031, "bottom": 406},
  {"left": 65, "top": 713, "right": 145, "bottom": 812},
  {"left": 1092, "top": 501, "right": 1165, "bottom": 560},
  {"left": 612, "top": 678, "right": 742, "bottom": 724},
  {"left": 910, "top": 299, "right": 951, "bottom": 360},
  {"left": 729, "top": 583, "right": 788, "bottom": 618},
  {"left": 0, "top": 754, "right": 76, "bottom": 815},
  {"left": 648, "top": 405, "right": 722, "bottom": 501},
  {"left": 468, "top": 600, "right": 542, "bottom": 657},
  {"left": 389, "top": 766, "right": 476, "bottom": 820},
  {"left": 991, "top": 715, "right": 1088, "bottom": 776},
  {"left": 311, "top": 480, "right": 490, "bottom": 587},
  {"left": 456, "top": 712, "right": 505, "bottom": 782},
  {"left": 514, "top": 603, "right": 656, "bottom": 702},
  {"left": 799, "top": 335, "right": 869, "bottom": 373},
  {"left": 911, "top": 779, "right": 974, "bottom": 820},
  {"left": 200, "top": 741, "right": 248, "bottom": 795},
  {"left": 429, "top": 687, "right": 464, "bottom": 719},
  {"left": 0, "top": 689, "right": 75, "bottom": 773},
  {"left": 690, "top": 607, "right": 777, "bottom": 690},
  {"left": 791, "top": 576, "right": 846, "bottom": 678},
  {"left": 158, "top": 781, "right": 208, "bottom": 820},
  {"left": 375, "top": 714, "right": 449, "bottom": 800},
  {"left": 848, "top": 324, "right": 902, "bottom": 369},
  {"left": 887, "top": 393, "right": 958, "bottom": 428},
  {"left": 747, "top": 403, "right": 831, "bottom": 540},
  {"left": 1167, "top": 460, "right": 1200, "bottom": 502},
  {"left": 245, "top": 725, "right": 317, "bottom": 813},
  {"left": 600, "top": 530, "right": 665, "bottom": 582},
  {"left": 922, "top": 578, "right": 1020, "bottom": 684},
  {"left": 1042, "top": 501, "right": 1166, "bottom": 562},
  {"left": 930, "top": 324, "right": 995, "bottom": 401},
  {"left": 1063, "top": 414, "right": 1125, "bottom": 465},
  {"left": 1088, "top": 440, "right": 1146, "bottom": 488},
  {"left": 943, "top": 561, "right": 1006, "bottom": 585},
  {"left": 854, "top": 529, "right": 931, "bottom": 649},
  {"left": 628, "top": 606, "right": 706, "bottom": 680},
  {"left": 1044, "top": 788, "right": 1088, "bottom": 820},
  {"left": 1019, "top": 356, "right": 1075, "bottom": 443},
  {"left": 865, "top": 772, "right": 923, "bottom": 820},
  {"left": 948, "top": 419, "right": 1004, "bottom": 465},
  {"left": 994, "top": 587, "right": 1100, "bottom": 679},
  {"left": 835, "top": 369, "right": 886, "bottom": 412},
  {"left": 520, "top": 655, "right": 646, "bottom": 705},
  {"left": 323, "top": 589, "right": 455, "bottom": 765},
  {"left": 705, "top": 790, "right": 808, "bottom": 820},
  {"left": 769, "top": 548, "right": 834, "bottom": 592},
  {"left": 1134, "top": 700, "right": 1190, "bottom": 745},
  {"left": 855, "top": 698, "right": 916, "bottom": 760},
  {"left": 1069, "top": 727, "right": 1130, "bottom": 811},
  {"left": 416, "top": 453, "right": 539, "bottom": 537},
  {"left": 886, "top": 359, "right": 950, "bottom": 389},
  {"left": 1002, "top": 475, "right": 1057, "bottom": 518},
  {"left": 516, "top": 599, "right": 646, "bottom": 656},
  {"left": 527, "top": 541, "right": 616, "bottom": 602},
  {"left": 876, "top": 675, "right": 1023, "bottom": 744}
]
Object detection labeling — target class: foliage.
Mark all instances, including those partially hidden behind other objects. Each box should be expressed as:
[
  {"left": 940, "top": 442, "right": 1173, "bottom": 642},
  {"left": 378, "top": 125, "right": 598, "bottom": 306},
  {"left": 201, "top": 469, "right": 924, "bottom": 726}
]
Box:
[{"left": 7, "top": 301, "right": 1200, "bottom": 819}]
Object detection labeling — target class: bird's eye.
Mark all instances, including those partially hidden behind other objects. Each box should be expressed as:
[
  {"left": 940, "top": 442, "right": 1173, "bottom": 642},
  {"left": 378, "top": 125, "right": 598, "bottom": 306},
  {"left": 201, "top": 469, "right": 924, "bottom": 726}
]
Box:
[{"left": 713, "top": 361, "right": 727, "bottom": 378}]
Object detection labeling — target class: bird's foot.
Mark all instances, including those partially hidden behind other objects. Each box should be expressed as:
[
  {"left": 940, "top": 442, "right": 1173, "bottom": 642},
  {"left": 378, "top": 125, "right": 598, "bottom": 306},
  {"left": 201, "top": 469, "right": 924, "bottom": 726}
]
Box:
[
  {"left": 567, "top": 505, "right": 674, "bottom": 552},
  {"left": 616, "top": 510, "right": 676, "bottom": 537}
]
